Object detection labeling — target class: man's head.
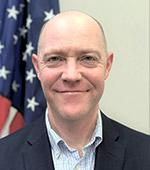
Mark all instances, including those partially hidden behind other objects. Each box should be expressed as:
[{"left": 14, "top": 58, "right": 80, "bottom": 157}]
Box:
[{"left": 32, "top": 10, "right": 113, "bottom": 122}]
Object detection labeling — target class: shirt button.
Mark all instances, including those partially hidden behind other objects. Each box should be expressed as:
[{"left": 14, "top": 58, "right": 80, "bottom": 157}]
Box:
[{"left": 75, "top": 164, "right": 80, "bottom": 170}]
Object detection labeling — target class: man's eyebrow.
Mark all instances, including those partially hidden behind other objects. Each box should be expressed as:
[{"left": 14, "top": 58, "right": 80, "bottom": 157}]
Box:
[{"left": 39, "top": 47, "right": 104, "bottom": 60}]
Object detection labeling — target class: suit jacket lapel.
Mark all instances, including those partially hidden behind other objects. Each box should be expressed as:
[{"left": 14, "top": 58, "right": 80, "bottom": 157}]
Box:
[
  {"left": 22, "top": 116, "right": 54, "bottom": 170},
  {"left": 94, "top": 112, "right": 125, "bottom": 170}
]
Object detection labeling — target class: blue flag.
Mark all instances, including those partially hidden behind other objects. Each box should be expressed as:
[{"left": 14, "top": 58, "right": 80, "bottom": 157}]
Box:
[{"left": 0, "top": 0, "right": 59, "bottom": 137}]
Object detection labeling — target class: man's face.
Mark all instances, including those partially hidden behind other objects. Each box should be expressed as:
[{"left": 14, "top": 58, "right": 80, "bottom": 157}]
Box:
[{"left": 32, "top": 15, "right": 113, "bottom": 121}]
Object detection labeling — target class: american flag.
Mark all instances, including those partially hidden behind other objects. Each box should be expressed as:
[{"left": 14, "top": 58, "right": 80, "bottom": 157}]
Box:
[{"left": 0, "top": 0, "right": 60, "bottom": 138}]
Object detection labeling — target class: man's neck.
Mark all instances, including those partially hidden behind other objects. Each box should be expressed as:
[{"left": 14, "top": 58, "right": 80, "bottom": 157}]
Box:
[{"left": 48, "top": 110, "right": 98, "bottom": 151}]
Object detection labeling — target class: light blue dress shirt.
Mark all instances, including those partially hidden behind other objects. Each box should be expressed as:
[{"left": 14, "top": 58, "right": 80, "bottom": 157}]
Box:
[{"left": 45, "top": 110, "right": 103, "bottom": 170}]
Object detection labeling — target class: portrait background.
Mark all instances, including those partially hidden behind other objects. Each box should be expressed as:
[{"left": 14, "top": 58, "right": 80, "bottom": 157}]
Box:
[{"left": 60, "top": 0, "right": 149, "bottom": 134}]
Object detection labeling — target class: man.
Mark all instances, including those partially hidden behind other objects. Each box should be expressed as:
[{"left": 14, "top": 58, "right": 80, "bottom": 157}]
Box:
[{"left": 0, "top": 10, "right": 149, "bottom": 170}]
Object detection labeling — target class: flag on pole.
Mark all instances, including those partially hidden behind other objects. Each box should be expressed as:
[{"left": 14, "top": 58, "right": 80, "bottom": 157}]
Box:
[{"left": 0, "top": 0, "right": 60, "bottom": 138}]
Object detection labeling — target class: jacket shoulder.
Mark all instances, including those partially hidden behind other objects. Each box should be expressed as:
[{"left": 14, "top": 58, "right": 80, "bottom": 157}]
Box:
[
  {"left": 101, "top": 112, "right": 150, "bottom": 169},
  {"left": 0, "top": 115, "right": 45, "bottom": 156},
  {"left": 102, "top": 113, "right": 150, "bottom": 157},
  {"left": 101, "top": 112, "right": 150, "bottom": 142},
  {"left": 110, "top": 116, "right": 150, "bottom": 143}
]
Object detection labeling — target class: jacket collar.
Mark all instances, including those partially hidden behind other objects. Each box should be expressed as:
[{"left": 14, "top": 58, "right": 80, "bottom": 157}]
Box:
[
  {"left": 94, "top": 111, "right": 125, "bottom": 170},
  {"left": 22, "top": 115, "right": 55, "bottom": 170}
]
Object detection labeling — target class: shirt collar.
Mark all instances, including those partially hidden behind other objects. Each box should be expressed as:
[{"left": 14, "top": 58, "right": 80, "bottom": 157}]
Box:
[
  {"left": 45, "top": 109, "right": 63, "bottom": 158},
  {"left": 45, "top": 109, "right": 103, "bottom": 157},
  {"left": 87, "top": 111, "right": 103, "bottom": 149}
]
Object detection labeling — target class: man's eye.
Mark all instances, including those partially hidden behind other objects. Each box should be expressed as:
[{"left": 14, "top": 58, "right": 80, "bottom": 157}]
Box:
[
  {"left": 47, "top": 56, "right": 63, "bottom": 62},
  {"left": 80, "top": 55, "right": 99, "bottom": 67},
  {"left": 43, "top": 56, "right": 65, "bottom": 67}
]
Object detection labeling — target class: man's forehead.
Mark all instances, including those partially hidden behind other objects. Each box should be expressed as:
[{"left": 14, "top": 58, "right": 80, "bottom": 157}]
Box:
[
  {"left": 38, "top": 10, "right": 107, "bottom": 54},
  {"left": 41, "top": 11, "right": 102, "bottom": 36}
]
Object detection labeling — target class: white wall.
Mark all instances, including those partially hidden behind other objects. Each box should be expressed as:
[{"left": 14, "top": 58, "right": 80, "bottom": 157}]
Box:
[{"left": 59, "top": 0, "right": 150, "bottom": 134}]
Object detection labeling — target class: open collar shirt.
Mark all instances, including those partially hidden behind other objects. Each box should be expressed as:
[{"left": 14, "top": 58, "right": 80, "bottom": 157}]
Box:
[{"left": 45, "top": 110, "right": 103, "bottom": 170}]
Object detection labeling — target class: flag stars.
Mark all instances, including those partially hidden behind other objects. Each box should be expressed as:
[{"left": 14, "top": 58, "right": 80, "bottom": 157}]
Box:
[
  {"left": 19, "top": 26, "right": 27, "bottom": 38},
  {"left": 27, "top": 96, "right": 39, "bottom": 112},
  {"left": 7, "top": 5, "right": 19, "bottom": 20},
  {"left": 26, "top": 14, "right": 32, "bottom": 29},
  {"left": 13, "top": 34, "right": 18, "bottom": 45},
  {"left": 44, "top": 9, "right": 54, "bottom": 22},
  {"left": 0, "top": 66, "right": 10, "bottom": 80},
  {"left": 26, "top": 42, "right": 34, "bottom": 56},
  {"left": 12, "top": 80, "right": 20, "bottom": 92},
  {"left": 22, "top": 52, "right": 27, "bottom": 61},
  {"left": 26, "top": 68, "right": 36, "bottom": 84},
  {"left": 23, "top": 42, "right": 34, "bottom": 61},
  {"left": 0, "top": 41, "right": 4, "bottom": 54}
]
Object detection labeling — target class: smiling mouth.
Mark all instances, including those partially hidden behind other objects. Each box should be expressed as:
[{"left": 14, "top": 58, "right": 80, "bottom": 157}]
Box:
[{"left": 54, "top": 89, "right": 90, "bottom": 93}]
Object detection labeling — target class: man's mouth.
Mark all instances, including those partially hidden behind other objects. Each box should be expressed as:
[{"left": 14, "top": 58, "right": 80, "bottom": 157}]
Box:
[{"left": 54, "top": 89, "right": 90, "bottom": 93}]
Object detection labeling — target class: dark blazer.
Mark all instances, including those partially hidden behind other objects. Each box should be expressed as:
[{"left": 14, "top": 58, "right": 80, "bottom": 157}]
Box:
[{"left": 0, "top": 112, "right": 150, "bottom": 170}]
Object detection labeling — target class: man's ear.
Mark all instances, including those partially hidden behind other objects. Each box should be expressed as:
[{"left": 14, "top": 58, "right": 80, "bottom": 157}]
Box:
[
  {"left": 105, "top": 52, "right": 114, "bottom": 80},
  {"left": 32, "top": 53, "right": 40, "bottom": 80}
]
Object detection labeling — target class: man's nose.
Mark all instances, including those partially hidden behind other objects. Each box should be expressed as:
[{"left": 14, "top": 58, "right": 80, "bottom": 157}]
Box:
[{"left": 61, "top": 59, "right": 82, "bottom": 82}]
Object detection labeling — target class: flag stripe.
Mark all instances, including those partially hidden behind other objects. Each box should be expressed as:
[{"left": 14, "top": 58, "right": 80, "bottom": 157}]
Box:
[
  {"left": 0, "top": 96, "right": 11, "bottom": 131},
  {"left": 10, "top": 111, "right": 24, "bottom": 135},
  {"left": 0, "top": 106, "right": 17, "bottom": 137}
]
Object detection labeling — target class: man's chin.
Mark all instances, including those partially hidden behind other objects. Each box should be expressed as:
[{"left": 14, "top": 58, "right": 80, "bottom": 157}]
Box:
[{"left": 59, "top": 109, "right": 87, "bottom": 122}]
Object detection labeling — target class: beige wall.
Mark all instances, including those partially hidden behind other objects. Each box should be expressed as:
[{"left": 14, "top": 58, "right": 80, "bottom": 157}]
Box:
[{"left": 59, "top": 0, "right": 150, "bottom": 134}]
